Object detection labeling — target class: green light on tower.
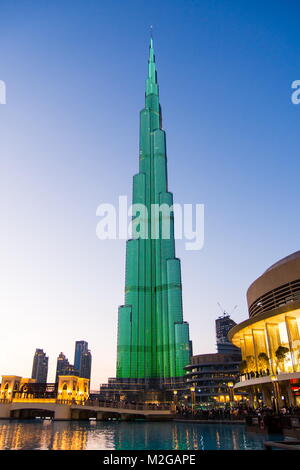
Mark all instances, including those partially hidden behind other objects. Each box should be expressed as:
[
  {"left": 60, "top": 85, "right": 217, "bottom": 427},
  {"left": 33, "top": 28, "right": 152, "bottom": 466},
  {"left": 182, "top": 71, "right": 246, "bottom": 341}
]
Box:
[{"left": 116, "top": 38, "right": 190, "bottom": 381}]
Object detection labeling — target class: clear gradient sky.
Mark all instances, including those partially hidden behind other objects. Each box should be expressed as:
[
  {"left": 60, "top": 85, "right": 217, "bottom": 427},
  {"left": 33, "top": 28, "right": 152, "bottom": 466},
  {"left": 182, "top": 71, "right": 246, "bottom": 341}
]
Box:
[{"left": 1, "top": 0, "right": 299, "bottom": 388}]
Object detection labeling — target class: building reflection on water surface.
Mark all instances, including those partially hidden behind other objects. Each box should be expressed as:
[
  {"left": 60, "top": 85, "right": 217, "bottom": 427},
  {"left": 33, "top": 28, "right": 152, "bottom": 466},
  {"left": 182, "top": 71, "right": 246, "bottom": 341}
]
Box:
[{"left": 0, "top": 420, "right": 277, "bottom": 450}]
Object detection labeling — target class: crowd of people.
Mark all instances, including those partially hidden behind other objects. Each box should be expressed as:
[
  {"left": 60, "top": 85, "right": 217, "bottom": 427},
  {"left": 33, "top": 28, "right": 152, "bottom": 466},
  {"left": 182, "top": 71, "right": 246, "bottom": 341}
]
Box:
[
  {"left": 249, "top": 404, "right": 300, "bottom": 417},
  {"left": 175, "top": 403, "right": 300, "bottom": 420},
  {"left": 176, "top": 404, "right": 246, "bottom": 420},
  {"left": 95, "top": 396, "right": 300, "bottom": 419}
]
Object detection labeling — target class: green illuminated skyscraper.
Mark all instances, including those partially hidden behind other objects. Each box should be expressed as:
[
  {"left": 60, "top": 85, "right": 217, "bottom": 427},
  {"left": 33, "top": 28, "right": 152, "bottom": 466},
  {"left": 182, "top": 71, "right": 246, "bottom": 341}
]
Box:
[{"left": 116, "top": 39, "right": 190, "bottom": 383}]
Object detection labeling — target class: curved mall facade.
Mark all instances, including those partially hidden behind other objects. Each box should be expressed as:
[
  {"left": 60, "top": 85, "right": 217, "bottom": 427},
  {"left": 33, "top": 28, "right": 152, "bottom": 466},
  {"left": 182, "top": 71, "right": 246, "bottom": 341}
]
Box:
[{"left": 228, "top": 251, "right": 300, "bottom": 409}]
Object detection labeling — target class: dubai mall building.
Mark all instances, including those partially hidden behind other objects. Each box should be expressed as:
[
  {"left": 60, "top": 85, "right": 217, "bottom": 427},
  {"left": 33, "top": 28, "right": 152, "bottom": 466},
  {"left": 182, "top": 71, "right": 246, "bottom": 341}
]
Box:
[{"left": 228, "top": 251, "right": 300, "bottom": 410}]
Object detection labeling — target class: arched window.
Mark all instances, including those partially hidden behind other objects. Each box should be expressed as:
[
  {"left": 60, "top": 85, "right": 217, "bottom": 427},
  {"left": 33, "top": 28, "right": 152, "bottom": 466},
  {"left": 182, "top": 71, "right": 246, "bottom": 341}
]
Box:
[
  {"left": 14, "top": 382, "right": 19, "bottom": 391},
  {"left": 62, "top": 383, "right": 68, "bottom": 391},
  {"left": 4, "top": 383, "right": 9, "bottom": 390}
]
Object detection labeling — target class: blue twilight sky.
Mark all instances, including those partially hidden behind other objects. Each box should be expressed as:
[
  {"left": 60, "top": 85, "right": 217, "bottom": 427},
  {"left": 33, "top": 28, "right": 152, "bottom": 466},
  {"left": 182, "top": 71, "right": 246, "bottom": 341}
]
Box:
[{"left": 0, "top": 0, "right": 299, "bottom": 388}]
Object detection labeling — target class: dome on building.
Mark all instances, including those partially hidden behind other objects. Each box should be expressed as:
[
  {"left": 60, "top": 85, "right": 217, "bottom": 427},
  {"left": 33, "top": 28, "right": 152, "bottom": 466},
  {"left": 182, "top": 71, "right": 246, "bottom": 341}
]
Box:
[
  {"left": 265, "top": 250, "right": 300, "bottom": 273},
  {"left": 247, "top": 250, "right": 300, "bottom": 318}
]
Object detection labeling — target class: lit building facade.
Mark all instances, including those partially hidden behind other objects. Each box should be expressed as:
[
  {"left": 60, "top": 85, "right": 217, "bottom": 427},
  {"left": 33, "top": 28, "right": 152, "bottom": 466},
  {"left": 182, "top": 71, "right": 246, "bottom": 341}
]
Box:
[
  {"left": 185, "top": 353, "right": 246, "bottom": 407},
  {"left": 57, "top": 375, "right": 89, "bottom": 404},
  {"left": 182, "top": 312, "right": 244, "bottom": 407},
  {"left": 0, "top": 376, "right": 36, "bottom": 401},
  {"left": 116, "top": 38, "right": 190, "bottom": 386},
  {"left": 31, "top": 348, "right": 48, "bottom": 383},
  {"left": 0, "top": 374, "right": 89, "bottom": 404},
  {"left": 229, "top": 251, "right": 300, "bottom": 409}
]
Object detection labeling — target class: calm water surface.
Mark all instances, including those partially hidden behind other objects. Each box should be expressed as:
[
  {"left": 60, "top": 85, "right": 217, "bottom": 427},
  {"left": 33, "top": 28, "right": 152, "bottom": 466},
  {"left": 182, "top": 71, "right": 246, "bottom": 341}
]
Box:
[{"left": 0, "top": 419, "right": 283, "bottom": 450}]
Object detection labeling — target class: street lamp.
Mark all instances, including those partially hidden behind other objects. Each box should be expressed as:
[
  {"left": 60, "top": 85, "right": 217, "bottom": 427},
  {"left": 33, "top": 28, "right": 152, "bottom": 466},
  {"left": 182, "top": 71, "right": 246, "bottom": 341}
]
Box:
[
  {"left": 227, "top": 382, "right": 234, "bottom": 405},
  {"left": 173, "top": 390, "right": 178, "bottom": 411},
  {"left": 190, "top": 387, "right": 196, "bottom": 414},
  {"left": 271, "top": 375, "right": 279, "bottom": 414}
]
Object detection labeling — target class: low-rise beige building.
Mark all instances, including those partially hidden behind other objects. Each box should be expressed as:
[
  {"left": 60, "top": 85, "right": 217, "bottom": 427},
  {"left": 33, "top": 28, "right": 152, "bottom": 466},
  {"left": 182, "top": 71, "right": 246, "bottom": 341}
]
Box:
[
  {"left": 0, "top": 374, "right": 89, "bottom": 404},
  {"left": 57, "top": 375, "right": 89, "bottom": 403},
  {"left": 0, "top": 376, "right": 36, "bottom": 400}
]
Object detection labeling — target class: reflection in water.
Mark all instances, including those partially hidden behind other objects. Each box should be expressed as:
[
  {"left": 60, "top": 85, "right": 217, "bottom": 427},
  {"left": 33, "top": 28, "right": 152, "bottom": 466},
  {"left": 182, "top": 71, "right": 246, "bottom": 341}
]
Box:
[{"left": 0, "top": 420, "right": 281, "bottom": 450}]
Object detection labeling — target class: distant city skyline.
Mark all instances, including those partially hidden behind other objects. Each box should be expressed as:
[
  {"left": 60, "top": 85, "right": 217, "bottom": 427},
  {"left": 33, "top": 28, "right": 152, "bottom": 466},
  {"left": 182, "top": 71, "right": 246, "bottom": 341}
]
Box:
[{"left": 1, "top": 0, "right": 299, "bottom": 388}]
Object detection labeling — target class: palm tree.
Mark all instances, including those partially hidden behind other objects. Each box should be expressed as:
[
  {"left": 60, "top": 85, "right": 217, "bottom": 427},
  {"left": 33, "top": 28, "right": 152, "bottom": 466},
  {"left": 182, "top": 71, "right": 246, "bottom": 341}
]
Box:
[{"left": 275, "top": 346, "right": 289, "bottom": 372}]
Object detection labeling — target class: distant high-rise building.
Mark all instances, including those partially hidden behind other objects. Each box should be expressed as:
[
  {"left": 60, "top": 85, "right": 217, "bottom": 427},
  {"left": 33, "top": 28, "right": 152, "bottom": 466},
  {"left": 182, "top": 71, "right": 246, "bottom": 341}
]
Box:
[
  {"left": 215, "top": 314, "right": 241, "bottom": 355},
  {"left": 74, "top": 341, "right": 91, "bottom": 380},
  {"left": 74, "top": 341, "right": 88, "bottom": 371},
  {"left": 55, "top": 352, "right": 74, "bottom": 382},
  {"left": 80, "top": 350, "right": 92, "bottom": 380},
  {"left": 63, "top": 364, "right": 78, "bottom": 376},
  {"left": 31, "top": 348, "right": 48, "bottom": 383}
]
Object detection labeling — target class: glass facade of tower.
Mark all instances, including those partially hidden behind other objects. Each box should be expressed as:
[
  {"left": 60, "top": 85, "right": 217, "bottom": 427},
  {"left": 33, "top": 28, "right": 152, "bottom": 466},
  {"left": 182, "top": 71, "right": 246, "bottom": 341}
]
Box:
[
  {"left": 74, "top": 340, "right": 92, "bottom": 380},
  {"left": 74, "top": 341, "right": 88, "bottom": 373},
  {"left": 31, "top": 348, "right": 48, "bottom": 383},
  {"left": 116, "top": 40, "right": 190, "bottom": 381},
  {"left": 55, "top": 352, "right": 70, "bottom": 383}
]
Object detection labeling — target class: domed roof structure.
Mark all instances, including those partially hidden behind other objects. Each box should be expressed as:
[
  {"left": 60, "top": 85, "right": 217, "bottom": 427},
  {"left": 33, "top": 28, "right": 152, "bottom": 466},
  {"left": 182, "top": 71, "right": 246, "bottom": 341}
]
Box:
[{"left": 265, "top": 250, "right": 300, "bottom": 273}]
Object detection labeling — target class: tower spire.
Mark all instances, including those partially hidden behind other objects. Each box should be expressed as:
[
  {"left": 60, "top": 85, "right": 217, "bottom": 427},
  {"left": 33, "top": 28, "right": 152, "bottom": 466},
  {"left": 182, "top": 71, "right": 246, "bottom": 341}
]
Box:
[{"left": 146, "top": 33, "right": 158, "bottom": 96}]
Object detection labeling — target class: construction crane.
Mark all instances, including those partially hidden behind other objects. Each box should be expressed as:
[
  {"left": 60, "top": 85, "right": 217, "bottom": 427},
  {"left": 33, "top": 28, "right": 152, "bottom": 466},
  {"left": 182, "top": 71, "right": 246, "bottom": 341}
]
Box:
[{"left": 217, "top": 302, "right": 237, "bottom": 317}]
